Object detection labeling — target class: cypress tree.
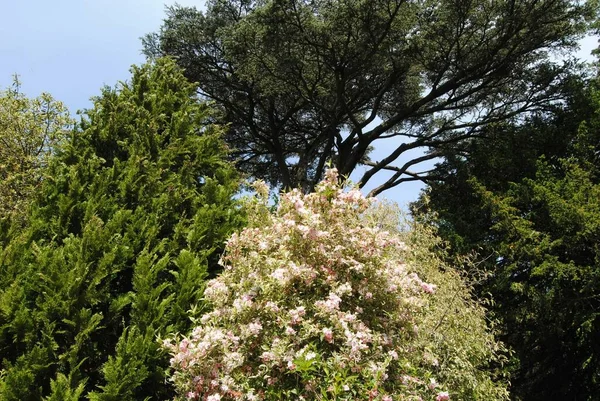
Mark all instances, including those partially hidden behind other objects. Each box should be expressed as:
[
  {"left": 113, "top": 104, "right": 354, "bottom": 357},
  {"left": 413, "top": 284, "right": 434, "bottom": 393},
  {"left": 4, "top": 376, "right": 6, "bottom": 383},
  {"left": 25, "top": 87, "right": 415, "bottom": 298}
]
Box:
[{"left": 0, "top": 59, "right": 244, "bottom": 400}]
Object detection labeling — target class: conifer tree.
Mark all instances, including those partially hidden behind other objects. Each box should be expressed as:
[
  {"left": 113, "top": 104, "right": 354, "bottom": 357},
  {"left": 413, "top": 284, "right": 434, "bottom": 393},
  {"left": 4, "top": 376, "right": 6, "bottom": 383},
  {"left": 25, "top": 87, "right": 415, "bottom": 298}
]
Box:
[
  {"left": 413, "top": 77, "right": 600, "bottom": 400},
  {"left": 144, "top": 0, "right": 594, "bottom": 193},
  {"left": 0, "top": 59, "right": 244, "bottom": 400}
]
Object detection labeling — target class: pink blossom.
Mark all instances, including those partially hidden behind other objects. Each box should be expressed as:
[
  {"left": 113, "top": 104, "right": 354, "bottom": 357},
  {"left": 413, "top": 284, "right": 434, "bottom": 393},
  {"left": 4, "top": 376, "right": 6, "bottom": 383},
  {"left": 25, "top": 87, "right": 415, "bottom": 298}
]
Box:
[
  {"left": 204, "top": 280, "right": 229, "bottom": 301},
  {"left": 289, "top": 306, "right": 306, "bottom": 324},
  {"left": 316, "top": 292, "right": 343, "bottom": 313},
  {"left": 265, "top": 301, "right": 280, "bottom": 312},
  {"left": 336, "top": 282, "right": 352, "bottom": 295},
  {"left": 270, "top": 268, "right": 287, "bottom": 284},
  {"left": 322, "top": 328, "right": 334, "bottom": 343},
  {"left": 233, "top": 296, "right": 252, "bottom": 311},
  {"left": 421, "top": 282, "right": 437, "bottom": 294},
  {"left": 325, "top": 293, "right": 342, "bottom": 309},
  {"left": 247, "top": 321, "right": 262, "bottom": 336},
  {"left": 260, "top": 351, "right": 276, "bottom": 362},
  {"left": 436, "top": 391, "right": 450, "bottom": 401},
  {"left": 294, "top": 198, "right": 305, "bottom": 211}
]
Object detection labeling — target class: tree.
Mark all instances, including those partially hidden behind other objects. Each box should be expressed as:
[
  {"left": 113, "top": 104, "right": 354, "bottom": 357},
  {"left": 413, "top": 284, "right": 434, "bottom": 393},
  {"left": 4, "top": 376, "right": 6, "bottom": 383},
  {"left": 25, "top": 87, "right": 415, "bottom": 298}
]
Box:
[
  {"left": 413, "top": 76, "right": 600, "bottom": 400},
  {"left": 143, "top": 0, "right": 594, "bottom": 193},
  {"left": 165, "top": 170, "right": 509, "bottom": 400},
  {"left": 0, "top": 59, "right": 244, "bottom": 400},
  {"left": 0, "top": 77, "right": 73, "bottom": 218}
]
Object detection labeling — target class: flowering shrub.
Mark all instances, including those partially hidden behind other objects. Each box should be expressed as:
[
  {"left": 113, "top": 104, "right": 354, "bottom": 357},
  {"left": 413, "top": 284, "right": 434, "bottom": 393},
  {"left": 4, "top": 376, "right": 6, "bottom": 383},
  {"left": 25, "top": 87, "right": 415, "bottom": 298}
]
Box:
[{"left": 164, "top": 169, "right": 509, "bottom": 400}]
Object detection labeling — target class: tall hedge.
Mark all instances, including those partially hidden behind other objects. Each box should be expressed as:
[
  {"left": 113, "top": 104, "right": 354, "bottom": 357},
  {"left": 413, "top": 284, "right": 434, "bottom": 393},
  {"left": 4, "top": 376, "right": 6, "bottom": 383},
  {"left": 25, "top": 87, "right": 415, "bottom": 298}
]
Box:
[{"left": 0, "top": 59, "right": 244, "bottom": 400}]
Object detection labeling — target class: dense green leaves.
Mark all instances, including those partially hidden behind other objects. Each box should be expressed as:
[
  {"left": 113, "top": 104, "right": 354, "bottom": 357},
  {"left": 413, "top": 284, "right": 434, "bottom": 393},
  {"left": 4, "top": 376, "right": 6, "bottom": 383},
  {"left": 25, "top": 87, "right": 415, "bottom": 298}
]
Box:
[
  {"left": 0, "top": 59, "right": 244, "bottom": 399},
  {"left": 415, "top": 77, "right": 600, "bottom": 400},
  {"left": 144, "top": 0, "right": 595, "bottom": 193}
]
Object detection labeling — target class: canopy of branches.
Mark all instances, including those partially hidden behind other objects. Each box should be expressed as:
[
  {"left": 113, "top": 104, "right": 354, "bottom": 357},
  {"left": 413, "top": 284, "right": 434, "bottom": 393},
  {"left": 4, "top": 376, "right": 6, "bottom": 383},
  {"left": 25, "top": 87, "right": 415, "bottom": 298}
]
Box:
[{"left": 144, "top": 0, "right": 594, "bottom": 193}]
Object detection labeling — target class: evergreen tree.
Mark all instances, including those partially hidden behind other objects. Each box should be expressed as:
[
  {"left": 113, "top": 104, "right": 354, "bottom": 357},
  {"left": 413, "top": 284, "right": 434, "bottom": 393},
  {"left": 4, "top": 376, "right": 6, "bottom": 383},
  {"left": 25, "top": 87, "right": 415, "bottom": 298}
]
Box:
[
  {"left": 414, "top": 76, "right": 600, "bottom": 400},
  {"left": 0, "top": 59, "right": 244, "bottom": 400}
]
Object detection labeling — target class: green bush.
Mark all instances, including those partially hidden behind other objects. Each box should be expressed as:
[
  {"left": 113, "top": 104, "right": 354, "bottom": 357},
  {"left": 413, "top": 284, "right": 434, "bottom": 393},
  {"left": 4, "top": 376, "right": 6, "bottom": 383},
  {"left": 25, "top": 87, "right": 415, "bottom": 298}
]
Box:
[{"left": 165, "top": 173, "right": 509, "bottom": 400}]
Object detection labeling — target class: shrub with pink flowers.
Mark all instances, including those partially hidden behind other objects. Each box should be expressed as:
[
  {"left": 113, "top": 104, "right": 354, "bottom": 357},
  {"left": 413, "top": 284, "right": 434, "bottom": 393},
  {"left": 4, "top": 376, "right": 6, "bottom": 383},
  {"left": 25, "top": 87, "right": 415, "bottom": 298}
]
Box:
[{"left": 164, "top": 169, "right": 509, "bottom": 400}]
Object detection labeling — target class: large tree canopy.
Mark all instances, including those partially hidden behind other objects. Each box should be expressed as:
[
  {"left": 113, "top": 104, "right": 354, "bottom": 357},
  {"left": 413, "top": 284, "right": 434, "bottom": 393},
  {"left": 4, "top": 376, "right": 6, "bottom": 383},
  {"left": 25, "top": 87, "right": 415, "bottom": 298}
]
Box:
[{"left": 144, "top": 0, "right": 594, "bottom": 193}]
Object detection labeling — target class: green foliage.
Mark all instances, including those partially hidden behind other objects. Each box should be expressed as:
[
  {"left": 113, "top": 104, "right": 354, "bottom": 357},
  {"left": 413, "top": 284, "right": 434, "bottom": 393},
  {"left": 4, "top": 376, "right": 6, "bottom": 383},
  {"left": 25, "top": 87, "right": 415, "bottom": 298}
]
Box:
[
  {"left": 403, "top": 223, "right": 509, "bottom": 400},
  {"left": 144, "top": 0, "right": 595, "bottom": 193},
  {"left": 414, "top": 77, "right": 600, "bottom": 400},
  {"left": 0, "top": 58, "right": 244, "bottom": 399},
  {"left": 367, "top": 201, "right": 511, "bottom": 400},
  {"left": 0, "top": 77, "right": 73, "bottom": 219},
  {"left": 45, "top": 373, "right": 86, "bottom": 401}
]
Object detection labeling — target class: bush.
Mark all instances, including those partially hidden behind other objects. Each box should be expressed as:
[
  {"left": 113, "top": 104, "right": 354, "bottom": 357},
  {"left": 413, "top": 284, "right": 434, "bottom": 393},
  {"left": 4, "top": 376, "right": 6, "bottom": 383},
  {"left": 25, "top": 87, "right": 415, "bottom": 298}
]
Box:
[{"left": 165, "top": 170, "right": 509, "bottom": 400}]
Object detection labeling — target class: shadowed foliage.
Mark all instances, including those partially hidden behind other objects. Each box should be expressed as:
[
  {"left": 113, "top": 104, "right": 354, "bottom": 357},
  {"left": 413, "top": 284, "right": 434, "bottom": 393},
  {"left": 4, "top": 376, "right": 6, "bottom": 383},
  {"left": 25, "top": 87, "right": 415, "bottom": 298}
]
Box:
[{"left": 144, "top": 0, "right": 594, "bottom": 194}]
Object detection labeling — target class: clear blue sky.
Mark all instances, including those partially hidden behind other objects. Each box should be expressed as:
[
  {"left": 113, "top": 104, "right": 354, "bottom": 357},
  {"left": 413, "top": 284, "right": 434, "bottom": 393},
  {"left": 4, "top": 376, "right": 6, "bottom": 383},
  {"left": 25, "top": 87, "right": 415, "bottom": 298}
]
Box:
[
  {"left": 1, "top": 1, "right": 597, "bottom": 207},
  {"left": 0, "top": 0, "right": 203, "bottom": 111}
]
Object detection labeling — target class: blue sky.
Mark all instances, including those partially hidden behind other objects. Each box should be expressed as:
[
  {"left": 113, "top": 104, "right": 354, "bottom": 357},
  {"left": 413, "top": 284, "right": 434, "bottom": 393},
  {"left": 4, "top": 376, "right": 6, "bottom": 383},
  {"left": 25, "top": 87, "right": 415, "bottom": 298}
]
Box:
[
  {"left": 0, "top": 0, "right": 203, "bottom": 111},
  {"left": 1, "top": 0, "right": 597, "bottom": 207}
]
